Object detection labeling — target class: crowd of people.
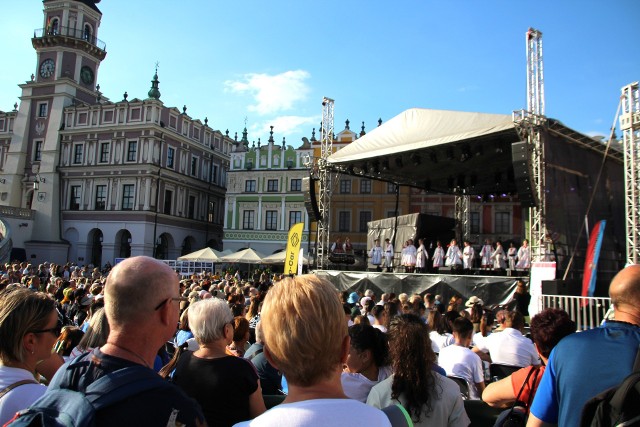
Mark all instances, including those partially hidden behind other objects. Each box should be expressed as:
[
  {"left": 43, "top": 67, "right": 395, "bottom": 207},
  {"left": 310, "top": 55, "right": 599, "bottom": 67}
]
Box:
[{"left": 0, "top": 257, "right": 638, "bottom": 427}]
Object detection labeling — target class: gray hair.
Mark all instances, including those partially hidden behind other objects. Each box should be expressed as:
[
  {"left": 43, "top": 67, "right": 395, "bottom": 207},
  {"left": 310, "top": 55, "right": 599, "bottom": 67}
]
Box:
[
  {"left": 188, "top": 298, "right": 233, "bottom": 344},
  {"left": 365, "top": 289, "right": 375, "bottom": 298},
  {"left": 255, "top": 320, "right": 264, "bottom": 344}
]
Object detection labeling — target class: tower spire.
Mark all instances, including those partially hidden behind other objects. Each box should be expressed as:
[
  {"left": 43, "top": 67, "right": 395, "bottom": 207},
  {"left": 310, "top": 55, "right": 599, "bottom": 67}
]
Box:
[{"left": 147, "top": 62, "right": 161, "bottom": 100}]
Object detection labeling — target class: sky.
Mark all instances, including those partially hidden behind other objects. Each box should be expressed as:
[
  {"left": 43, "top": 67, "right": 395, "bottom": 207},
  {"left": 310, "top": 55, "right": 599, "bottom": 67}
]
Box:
[{"left": 1, "top": 0, "right": 639, "bottom": 145}]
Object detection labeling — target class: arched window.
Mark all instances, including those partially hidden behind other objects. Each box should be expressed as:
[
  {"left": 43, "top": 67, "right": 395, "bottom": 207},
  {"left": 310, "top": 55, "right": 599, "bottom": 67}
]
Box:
[
  {"left": 83, "top": 24, "right": 92, "bottom": 42},
  {"left": 50, "top": 18, "right": 59, "bottom": 35}
]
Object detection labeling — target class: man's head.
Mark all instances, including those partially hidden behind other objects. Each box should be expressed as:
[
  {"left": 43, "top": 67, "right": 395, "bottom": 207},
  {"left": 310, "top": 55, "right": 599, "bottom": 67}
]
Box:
[
  {"left": 104, "top": 256, "right": 181, "bottom": 338},
  {"left": 609, "top": 265, "right": 640, "bottom": 324},
  {"left": 505, "top": 310, "right": 525, "bottom": 331},
  {"left": 451, "top": 317, "right": 474, "bottom": 344},
  {"left": 261, "top": 274, "right": 347, "bottom": 387}
]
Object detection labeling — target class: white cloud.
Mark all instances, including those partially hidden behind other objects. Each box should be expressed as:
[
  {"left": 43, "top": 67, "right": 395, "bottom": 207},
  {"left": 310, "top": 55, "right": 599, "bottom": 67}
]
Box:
[{"left": 224, "top": 70, "right": 311, "bottom": 116}]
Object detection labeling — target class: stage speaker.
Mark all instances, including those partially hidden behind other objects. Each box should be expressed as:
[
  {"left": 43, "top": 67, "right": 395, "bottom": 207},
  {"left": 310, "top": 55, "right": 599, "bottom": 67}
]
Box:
[
  {"left": 511, "top": 141, "right": 538, "bottom": 208},
  {"left": 302, "top": 177, "right": 321, "bottom": 222},
  {"left": 541, "top": 279, "right": 581, "bottom": 296}
]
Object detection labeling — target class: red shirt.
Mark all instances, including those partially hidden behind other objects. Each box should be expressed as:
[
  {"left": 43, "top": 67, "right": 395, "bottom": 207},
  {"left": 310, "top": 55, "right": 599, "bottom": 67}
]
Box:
[{"left": 510, "top": 365, "right": 545, "bottom": 408}]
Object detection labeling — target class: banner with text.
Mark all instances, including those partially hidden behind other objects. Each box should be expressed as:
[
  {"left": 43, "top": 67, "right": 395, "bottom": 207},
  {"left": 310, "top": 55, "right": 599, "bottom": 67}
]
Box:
[{"left": 284, "top": 222, "right": 304, "bottom": 275}]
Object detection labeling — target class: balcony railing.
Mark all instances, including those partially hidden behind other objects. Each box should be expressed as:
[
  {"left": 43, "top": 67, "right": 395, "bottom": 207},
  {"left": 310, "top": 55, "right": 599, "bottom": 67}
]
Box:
[
  {"left": 34, "top": 26, "right": 106, "bottom": 51},
  {"left": 540, "top": 294, "right": 612, "bottom": 331}
]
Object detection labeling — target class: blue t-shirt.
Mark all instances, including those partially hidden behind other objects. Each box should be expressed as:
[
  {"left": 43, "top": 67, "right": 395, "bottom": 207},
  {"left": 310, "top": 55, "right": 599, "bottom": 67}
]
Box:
[{"left": 530, "top": 320, "right": 640, "bottom": 427}]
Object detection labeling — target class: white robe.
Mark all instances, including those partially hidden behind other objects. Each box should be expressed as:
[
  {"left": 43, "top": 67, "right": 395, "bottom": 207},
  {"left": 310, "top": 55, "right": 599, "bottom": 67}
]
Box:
[
  {"left": 462, "top": 245, "right": 475, "bottom": 269},
  {"left": 416, "top": 244, "right": 429, "bottom": 269},
  {"left": 432, "top": 246, "right": 445, "bottom": 267},
  {"left": 445, "top": 245, "right": 462, "bottom": 267},
  {"left": 516, "top": 245, "right": 531, "bottom": 269}
]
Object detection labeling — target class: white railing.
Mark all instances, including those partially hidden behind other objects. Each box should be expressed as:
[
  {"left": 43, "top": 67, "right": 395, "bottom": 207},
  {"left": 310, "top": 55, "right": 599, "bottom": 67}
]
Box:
[{"left": 540, "top": 295, "right": 612, "bottom": 331}]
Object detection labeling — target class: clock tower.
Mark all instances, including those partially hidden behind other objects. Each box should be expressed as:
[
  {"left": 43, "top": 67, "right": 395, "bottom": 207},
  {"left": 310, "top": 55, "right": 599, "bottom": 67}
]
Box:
[{"left": 1, "top": 0, "right": 106, "bottom": 262}]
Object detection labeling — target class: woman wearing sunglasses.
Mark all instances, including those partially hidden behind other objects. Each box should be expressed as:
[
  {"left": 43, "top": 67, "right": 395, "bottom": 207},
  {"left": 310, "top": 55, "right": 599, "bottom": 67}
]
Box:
[{"left": 0, "top": 287, "right": 61, "bottom": 425}]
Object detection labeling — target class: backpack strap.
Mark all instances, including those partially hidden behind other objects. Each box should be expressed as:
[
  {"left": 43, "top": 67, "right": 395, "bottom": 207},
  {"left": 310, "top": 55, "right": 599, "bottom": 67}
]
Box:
[
  {"left": 633, "top": 345, "right": 640, "bottom": 372},
  {"left": 84, "top": 365, "right": 172, "bottom": 410},
  {"left": 0, "top": 380, "right": 39, "bottom": 400}
]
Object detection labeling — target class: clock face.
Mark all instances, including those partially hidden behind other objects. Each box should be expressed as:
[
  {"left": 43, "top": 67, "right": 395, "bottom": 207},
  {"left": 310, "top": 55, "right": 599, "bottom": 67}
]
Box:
[
  {"left": 80, "top": 66, "right": 94, "bottom": 85},
  {"left": 39, "top": 58, "right": 55, "bottom": 78}
]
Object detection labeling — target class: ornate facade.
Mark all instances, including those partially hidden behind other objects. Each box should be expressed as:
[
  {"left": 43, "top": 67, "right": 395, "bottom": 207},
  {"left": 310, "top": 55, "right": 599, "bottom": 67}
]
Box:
[{"left": 0, "top": 0, "right": 232, "bottom": 265}]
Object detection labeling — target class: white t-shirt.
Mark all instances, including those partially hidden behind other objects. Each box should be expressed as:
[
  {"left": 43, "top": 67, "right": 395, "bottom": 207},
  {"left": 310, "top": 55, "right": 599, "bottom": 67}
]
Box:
[
  {"left": 233, "top": 398, "right": 391, "bottom": 427},
  {"left": 437, "top": 345, "right": 485, "bottom": 400},
  {"left": 429, "top": 331, "right": 454, "bottom": 354},
  {"left": 367, "top": 373, "right": 470, "bottom": 427},
  {"left": 341, "top": 366, "right": 393, "bottom": 403},
  {"left": 0, "top": 366, "right": 46, "bottom": 426},
  {"left": 372, "top": 324, "right": 388, "bottom": 333},
  {"left": 475, "top": 328, "right": 539, "bottom": 367}
]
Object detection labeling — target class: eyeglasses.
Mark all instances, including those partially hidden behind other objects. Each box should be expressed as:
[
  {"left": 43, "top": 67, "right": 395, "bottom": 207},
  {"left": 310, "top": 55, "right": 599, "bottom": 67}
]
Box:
[
  {"left": 154, "top": 296, "right": 188, "bottom": 311},
  {"left": 30, "top": 318, "right": 63, "bottom": 337}
]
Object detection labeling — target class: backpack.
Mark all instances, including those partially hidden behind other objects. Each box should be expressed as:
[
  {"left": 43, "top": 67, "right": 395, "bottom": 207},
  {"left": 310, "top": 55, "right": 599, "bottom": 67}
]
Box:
[
  {"left": 580, "top": 347, "right": 640, "bottom": 427},
  {"left": 382, "top": 403, "right": 414, "bottom": 427},
  {"left": 6, "top": 354, "right": 171, "bottom": 427}
]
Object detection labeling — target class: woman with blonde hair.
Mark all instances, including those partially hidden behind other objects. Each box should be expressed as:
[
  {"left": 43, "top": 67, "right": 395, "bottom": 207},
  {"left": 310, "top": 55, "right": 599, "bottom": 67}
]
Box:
[{"left": 0, "top": 288, "right": 61, "bottom": 424}]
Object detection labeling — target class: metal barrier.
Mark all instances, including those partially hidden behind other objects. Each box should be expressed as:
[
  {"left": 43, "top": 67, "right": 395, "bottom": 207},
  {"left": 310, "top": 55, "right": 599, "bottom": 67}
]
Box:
[{"left": 540, "top": 295, "right": 612, "bottom": 331}]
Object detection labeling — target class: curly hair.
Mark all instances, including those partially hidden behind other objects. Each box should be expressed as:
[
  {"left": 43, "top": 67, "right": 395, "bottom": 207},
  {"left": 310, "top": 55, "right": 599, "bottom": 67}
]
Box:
[
  {"left": 388, "top": 314, "right": 439, "bottom": 423},
  {"left": 530, "top": 308, "right": 576, "bottom": 358},
  {"left": 349, "top": 324, "right": 389, "bottom": 367}
]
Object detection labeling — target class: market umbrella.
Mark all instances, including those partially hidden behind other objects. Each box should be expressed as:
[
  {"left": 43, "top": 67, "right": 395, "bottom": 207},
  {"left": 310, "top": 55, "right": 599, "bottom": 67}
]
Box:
[
  {"left": 220, "top": 248, "right": 266, "bottom": 264},
  {"left": 177, "top": 247, "right": 222, "bottom": 262}
]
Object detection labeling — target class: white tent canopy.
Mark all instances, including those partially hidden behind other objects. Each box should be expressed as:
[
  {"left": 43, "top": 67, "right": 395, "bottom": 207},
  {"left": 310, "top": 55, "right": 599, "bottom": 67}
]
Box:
[
  {"left": 177, "top": 247, "right": 222, "bottom": 262},
  {"left": 220, "top": 248, "right": 266, "bottom": 264},
  {"left": 327, "top": 108, "right": 520, "bottom": 195},
  {"left": 328, "top": 108, "right": 514, "bottom": 163}
]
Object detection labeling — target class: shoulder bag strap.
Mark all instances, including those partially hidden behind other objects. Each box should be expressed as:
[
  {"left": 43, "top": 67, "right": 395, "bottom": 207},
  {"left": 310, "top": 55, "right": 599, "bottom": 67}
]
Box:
[
  {"left": 0, "top": 380, "right": 39, "bottom": 400},
  {"left": 505, "top": 366, "right": 537, "bottom": 418},
  {"left": 525, "top": 367, "right": 541, "bottom": 413}
]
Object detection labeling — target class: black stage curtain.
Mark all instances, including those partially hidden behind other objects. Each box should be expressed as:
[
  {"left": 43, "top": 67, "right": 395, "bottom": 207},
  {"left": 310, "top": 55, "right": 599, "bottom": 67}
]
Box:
[{"left": 316, "top": 270, "right": 527, "bottom": 309}]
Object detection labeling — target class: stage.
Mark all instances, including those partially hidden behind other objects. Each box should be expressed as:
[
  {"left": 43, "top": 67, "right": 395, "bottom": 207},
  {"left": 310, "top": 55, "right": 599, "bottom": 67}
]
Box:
[{"left": 315, "top": 269, "right": 529, "bottom": 308}]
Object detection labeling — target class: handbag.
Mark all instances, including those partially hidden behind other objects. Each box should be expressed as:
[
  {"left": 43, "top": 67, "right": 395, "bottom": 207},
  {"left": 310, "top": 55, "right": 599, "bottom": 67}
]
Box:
[{"left": 493, "top": 366, "right": 540, "bottom": 427}]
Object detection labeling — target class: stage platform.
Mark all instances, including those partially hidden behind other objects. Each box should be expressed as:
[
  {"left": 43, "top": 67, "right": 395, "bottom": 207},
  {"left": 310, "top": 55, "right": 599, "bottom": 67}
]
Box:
[{"left": 314, "top": 270, "right": 529, "bottom": 308}]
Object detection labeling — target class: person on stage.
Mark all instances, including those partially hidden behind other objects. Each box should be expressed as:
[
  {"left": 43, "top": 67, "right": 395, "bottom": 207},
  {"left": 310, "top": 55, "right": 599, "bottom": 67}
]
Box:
[
  {"left": 383, "top": 238, "right": 394, "bottom": 272},
  {"left": 462, "top": 240, "right": 475, "bottom": 270},
  {"left": 479, "top": 239, "right": 493, "bottom": 269},
  {"left": 445, "top": 239, "right": 463, "bottom": 270},
  {"left": 369, "top": 239, "right": 383, "bottom": 272},
  {"left": 491, "top": 241, "right": 507, "bottom": 270},
  {"left": 507, "top": 242, "right": 517, "bottom": 270},
  {"left": 415, "top": 238, "right": 429, "bottom": 273},
  {"left": 432, "top": 241, "right": 445, "bottom": 272},
  {"left": 515, "top": 239, "right": 531, "bottom": 270},
  {"left": 402, "top": 239, "right": 417, "bottom": 273}
]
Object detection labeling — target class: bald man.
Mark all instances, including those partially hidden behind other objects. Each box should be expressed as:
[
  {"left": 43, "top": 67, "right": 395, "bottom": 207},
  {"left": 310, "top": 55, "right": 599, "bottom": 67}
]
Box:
[
  {"left": 42, "top": 256, "right": 206, "bottom": 426},
  {"left": 527, "top": 264, "right": 640, "bottom": 427}
]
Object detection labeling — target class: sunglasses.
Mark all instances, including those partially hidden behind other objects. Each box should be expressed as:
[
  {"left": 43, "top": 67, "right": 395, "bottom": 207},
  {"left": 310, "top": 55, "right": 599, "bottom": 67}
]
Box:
[
  {"left": 30, "top": 318, "right": 63, "bottom": 337},
  {"left": 154, "top": 296, "right": 188, "bottom": 311}
]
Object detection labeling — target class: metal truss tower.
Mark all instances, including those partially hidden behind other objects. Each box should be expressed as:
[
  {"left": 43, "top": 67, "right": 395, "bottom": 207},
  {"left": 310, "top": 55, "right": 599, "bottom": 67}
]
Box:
[
  {"left": 514, "top": 27, "right": 547, "bottom": 262},
  {"left": 454, "top": 193, "right": 470, "bottom": 243},
  {"left": 316, "top": 97, "right": 335, "bottom": 269},
  {"left": 620, "top": 82, "right": 640, "bottom": 265}
]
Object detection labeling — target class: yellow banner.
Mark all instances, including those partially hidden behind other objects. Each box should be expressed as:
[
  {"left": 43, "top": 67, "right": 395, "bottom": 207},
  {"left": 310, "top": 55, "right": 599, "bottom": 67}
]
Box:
[{"left": 284, "top": 222, "right": 304, "bottom": 275}]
